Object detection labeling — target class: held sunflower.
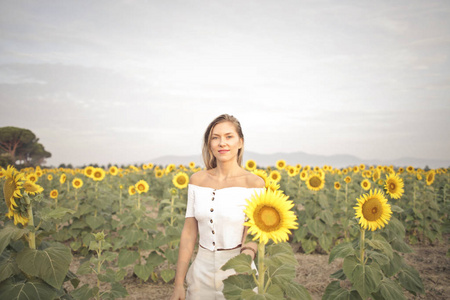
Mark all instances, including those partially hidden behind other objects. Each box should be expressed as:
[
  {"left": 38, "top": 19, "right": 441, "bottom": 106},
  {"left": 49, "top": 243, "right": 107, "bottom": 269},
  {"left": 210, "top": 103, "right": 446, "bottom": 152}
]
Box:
[
  {"left": 354, "top": 189, "right": 392, "bottom": 231},
  {"left": 172, "top": 172, "right": 189, "bottom": 189},
  {"left": 244, "top": 189, "right": 298, "bottom": 244},
  {"left": 384, "top": 174, "right": 404, "bottom": 199}
]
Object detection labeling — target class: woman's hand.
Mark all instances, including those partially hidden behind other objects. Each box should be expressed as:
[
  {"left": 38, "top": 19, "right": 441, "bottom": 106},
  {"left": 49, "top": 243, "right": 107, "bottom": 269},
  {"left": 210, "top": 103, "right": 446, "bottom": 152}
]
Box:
[{"left": 170, "top": 285, "right": 186, "bottom": 300}]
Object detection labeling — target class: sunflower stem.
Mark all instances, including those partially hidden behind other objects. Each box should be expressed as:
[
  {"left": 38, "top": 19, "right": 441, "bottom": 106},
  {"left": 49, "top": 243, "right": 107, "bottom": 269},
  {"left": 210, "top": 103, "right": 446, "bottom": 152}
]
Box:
[
  {"left": 27, "top": 202, "right": 36, "bottom": 249},
  {"left": 257, "top": 241, "right": 265, "bottom": 294},
  {"left": 170, "top": 194, "right": 175, "bottom": 226},
  {"left": 360, "top": 228, "right": 365, "bottom": 264}
]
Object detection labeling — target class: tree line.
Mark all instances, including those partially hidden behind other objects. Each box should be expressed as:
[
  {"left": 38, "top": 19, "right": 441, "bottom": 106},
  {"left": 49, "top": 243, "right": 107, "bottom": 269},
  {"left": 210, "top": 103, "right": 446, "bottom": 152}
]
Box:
[{"left": 0, "top": 126, "right": 51, "bottom": 169}]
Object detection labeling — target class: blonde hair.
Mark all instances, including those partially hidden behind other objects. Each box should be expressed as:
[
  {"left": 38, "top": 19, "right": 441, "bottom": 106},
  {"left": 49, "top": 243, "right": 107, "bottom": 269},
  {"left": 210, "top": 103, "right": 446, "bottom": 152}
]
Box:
[{"left": 202, "top": 114, "right": 244, "bottom": 170}]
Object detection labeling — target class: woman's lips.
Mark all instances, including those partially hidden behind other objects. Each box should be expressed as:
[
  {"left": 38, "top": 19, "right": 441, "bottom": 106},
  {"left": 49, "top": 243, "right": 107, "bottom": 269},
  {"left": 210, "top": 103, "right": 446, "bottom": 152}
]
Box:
[{"left": 218, "top": 150, "right": 229, "bottom": 154}]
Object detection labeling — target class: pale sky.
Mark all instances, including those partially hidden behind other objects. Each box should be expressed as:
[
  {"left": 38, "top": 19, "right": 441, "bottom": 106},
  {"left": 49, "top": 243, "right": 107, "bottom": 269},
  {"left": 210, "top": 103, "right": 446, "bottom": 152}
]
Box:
[{"left": 1, "top": 0, "right": 449, "bottom": 167}]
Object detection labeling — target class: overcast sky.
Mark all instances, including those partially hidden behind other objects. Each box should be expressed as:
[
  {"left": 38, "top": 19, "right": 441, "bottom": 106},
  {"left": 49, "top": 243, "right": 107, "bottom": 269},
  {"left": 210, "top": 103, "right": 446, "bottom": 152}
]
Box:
[{"left": 1, "top": 0, "right": 449, "bottom": 167}]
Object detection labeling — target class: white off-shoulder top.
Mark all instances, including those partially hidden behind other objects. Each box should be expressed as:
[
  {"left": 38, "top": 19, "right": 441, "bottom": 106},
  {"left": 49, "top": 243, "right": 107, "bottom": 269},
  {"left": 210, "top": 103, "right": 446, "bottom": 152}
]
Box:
[{"left": 185, "top": 184, "right": 264, "bottom": 251}]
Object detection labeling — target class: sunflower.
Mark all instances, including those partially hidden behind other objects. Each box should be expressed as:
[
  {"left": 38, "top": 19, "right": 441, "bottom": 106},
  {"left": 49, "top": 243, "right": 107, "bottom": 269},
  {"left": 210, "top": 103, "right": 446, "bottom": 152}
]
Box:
[
  {"left": 128, "top": 185, "right": 136, "bottom": 196},
  {"left": 60, "top": 174, "right": 66, "bottom": 184},
  {"left": 416, "top": 174, "right": 422, "bottom": 181},
  {"left": 287, "top": 166, "right": 297, "bottom": 177},
  {"left": 84, "top": 166, "right": 94, "bottom": 178},
  {"left": 303, "top": 165, "right": 311, "bottom": 171},
  {"left": 360, "top": 164, "right": 366, "bottom": 170},
  {"left": 334, "top": 182, "right": 341, "bottom": 190},
  {"left": 344, "top": 176, "right": 351, "bottom": 184},
  {"left": 135, "top": 180, "right": 150, "bottom": 193},
  {"left": 47, "top": 174, "right": 53, "bottom": 181},
  {"left": 354, "top": 189, "right": 392, "bottom": 231},
  {"left": 109, "top": 166, "right": 118, "bottom": 176},
  {"left": 72, "top": 178, "right": 83, "bottom": 189},
  {"left": 244, "top": 189, "right": 298, "bottom": 244},
  {"left": 372, "top": 170, "right": 380, "bottom": 182},
  {"left": 342, "top": 168, "right": 348, "bottom": 175},
  {"left": 0, "top": 167, "right": 5, "bottom": 178},
  {"left": 23, "top": 180, "right": 44, "bottom": 195},
  {"left": 3, "top": 166, "right": 25, "bottom": 211},
  {"left": 384, "top": 174, "right": 404, "bottom": 199},
  {"left": 361, "top": 179, "right": 371, "bottom": 191},
  {"left": 172, "top": 172, "right": 189, "bottom": 189},
  {"left": 252, "top": 169, "right": 268, "bottom": 186},
  {"left": 189, "top": 162, "right": 196, "bottom": 169},
  {"left": 155, "top": 170, "right": 164, "bottom": 178},
  {"left": 50, "top": 189, "right": 58, "bottom": 199},
  {"left": 306, "top": 174, "right": 325, "bottom": 191},
  {"left": 165, "top": 164, "right": 176, "bottom": 174},
  {"left": 275, "top": 160, "right": 286, "bottom": 170},
  {"left": 266, "top": 180, "right": 280, "bottom": 192},
  {"left": 426, "top": 170, "right": 435, "bottom": 186},
  {"left": 245, "top": 160, "right": 257, "bottom": 171},
  {"left": 92, "top": 168, "right": 106, "bottom": 181},
  {"left": 299, "top": 170, "right": 308, "bottom": 181},
  {"left": 27, "top": 173, "right": 38, "bottom": 183},
  {"left": 397, "top": 167, "right": 405, "bottom": 174},
  {"left": 147, "top": 163, "right": 154, "bottom": 170},
  {"left": 268, "top": 170, "right": 281, "bottom": 183}
]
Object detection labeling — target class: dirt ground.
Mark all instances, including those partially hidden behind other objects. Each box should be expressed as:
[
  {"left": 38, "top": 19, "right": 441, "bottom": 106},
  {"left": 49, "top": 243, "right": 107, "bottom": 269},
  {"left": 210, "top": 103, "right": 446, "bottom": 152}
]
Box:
[{"left": 66, "top": 239, "right": 449, "bottom": 300}]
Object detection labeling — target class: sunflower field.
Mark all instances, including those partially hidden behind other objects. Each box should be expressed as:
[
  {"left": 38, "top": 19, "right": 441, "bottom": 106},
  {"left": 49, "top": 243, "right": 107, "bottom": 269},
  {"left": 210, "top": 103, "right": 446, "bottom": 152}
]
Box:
[{"left": 0, "top": 161, "right": 448, "bottom": 299}]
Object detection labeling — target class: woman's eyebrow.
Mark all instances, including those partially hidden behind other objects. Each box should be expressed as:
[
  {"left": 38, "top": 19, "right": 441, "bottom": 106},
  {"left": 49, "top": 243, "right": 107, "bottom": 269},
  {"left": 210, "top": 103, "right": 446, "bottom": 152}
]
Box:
[{"left": 212, "top": 132, "right": 234, "bottom": 136}]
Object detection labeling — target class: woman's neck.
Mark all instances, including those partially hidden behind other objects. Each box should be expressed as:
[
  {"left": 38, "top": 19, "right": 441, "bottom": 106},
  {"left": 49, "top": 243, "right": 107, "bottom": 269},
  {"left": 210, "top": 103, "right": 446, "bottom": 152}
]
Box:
[{"left": 213, "top": 160, "right": 242, "bottom": 181}]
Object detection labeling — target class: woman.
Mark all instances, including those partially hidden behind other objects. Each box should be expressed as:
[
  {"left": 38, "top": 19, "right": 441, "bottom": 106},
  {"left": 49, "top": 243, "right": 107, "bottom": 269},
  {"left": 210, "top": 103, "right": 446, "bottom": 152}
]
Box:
[{"left": 170, "top": 114, "right": 265, "bottom": 300}]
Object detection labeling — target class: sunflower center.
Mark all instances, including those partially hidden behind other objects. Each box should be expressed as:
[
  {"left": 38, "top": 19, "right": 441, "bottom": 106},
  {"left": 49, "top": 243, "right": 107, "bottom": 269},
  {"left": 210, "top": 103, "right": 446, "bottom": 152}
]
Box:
[
  {"left": 309, "top": 176, "right": 322, "bottom": 188},
  {"left": 24, "top": 181, "right": 38, "bottom": 193},
  {"left": 138, "top": 184, "right": 145, "bottom": 191},
  {"left": 177, "top": 176, "right": 186, "bottom": 185},
  {"left": 248, "top": 162, "right": 255, "bottom": 168},
  {"left": 388, "top": 182, "right": 396, "bottom": 191},
  {"left": 94, "top": 172, "right": 101, "bottom": 178},
  {"left": 256, "top": 206, "right": 281, "bottom": 231},
  {"left": 3, "top": 178, "right": 15, "bottom": 208},
  {"left": 362, "top": 198, "right": 383, "bottom": 221}
]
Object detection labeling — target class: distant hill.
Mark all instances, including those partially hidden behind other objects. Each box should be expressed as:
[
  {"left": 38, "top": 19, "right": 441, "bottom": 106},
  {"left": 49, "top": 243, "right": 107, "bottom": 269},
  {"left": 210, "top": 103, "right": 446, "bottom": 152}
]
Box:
[{"left": 145, "top": 151, "right": 450, "bottom": 169}]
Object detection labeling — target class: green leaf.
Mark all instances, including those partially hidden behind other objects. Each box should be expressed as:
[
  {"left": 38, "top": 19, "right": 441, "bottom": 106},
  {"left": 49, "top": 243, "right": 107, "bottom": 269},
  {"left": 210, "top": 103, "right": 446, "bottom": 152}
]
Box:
[
  {"left": 85, "top": 215, "right": 105, "bottom": 230},
  {"left": 307, "top": 219, "right": 325, "bottom": 238},
  {"left": 137, "top": 218, "right": 157, "bottom": 230},
  {"left": 164, "top": 248, "right": 178, "bottom": 265},
  {"left": 40, "top": 206, "right": 75, "bottom": 220},
  {"left": 134, "top": 262, "right": 153, "bottom": 281},
  {"left": 98, "top": 268, "right": 116, "bottom": 283},
  {"left": 390, "top": 238, "right": 413, "bottom": 253},
  {"left": 301, "top": 238, "right": 317, "bottom": 254},
  {"left": 71, "top": 284, "right": 98, "bottom": 300},
  {"left": 16, "top": 243, "right": 72, "bottom": 289},
  {"left": 160, "top": 268, "right": 175, "bottom": 283},
  {"left": 367, "top": 235, "right": 393, "bottom": 259},
  {"left": 320, "top": 210, "right": 334, "bottom": 225},
  {"left": 330, "top": 269, "right": 346, "bottom": 280},
  {"left": 380, "top": 252, "right": 403, "bottom": 277},
  {"left": 0, "top": 278, "right": 58, "bottom": 300},
  {"left": 124, "top": 228, "right": 145, "bottom": 246},
  {"left": 375, "top": 277, "right": 406, "bottom": 300},
  {"left": 266, "top": 242, "right": 298, "bottom": 266},
  {"left": 221, "top": 253, "right": 253, "bottom": 274},
  {"left": 398, "top": 264, "right": 424, "bottom": 295},
  {"left": 366, "top": 250, "right": 389, "bottom": 266},
  {"left": 352, "top": 262, "right": 382, "bottom": 300},
  {"left": 119, "top": 214, "right": 136, "bottom": 226},
  {"left": 107, "top": 282, "right": 128, "bottom": 298},
  {"left": 118, "top": 249, "right": 139, "bottom": 268},
  {"left": 146, "top": 251, "right": 165, "bottom": 268},
  {"left": 343, "top": 256, "right": 358, "bottom": 281},
  {"left": 102, "top": 251, "right": 118, "bottom": 262},
  {"left": 329, "top": 242, "right": 355, "bottom": 263},
  {"left": 390, "top": 205, "right": 403, "bottom": 213},
  {"left": 222, "top": 274, "right": 256, "bottom": 300},
  {"left": 385, "top": 217, "right": 405, "bottom": 239},
  {"left": 77, "top": 261, "right": 92, "bottom": 275},
  {"left": 322, "top": 281, "right": 362, "bottom": 300},
  {"left": 319, "top": 233, "right": 333, "bottom": 252},
  {"left": 0, "top": 224, "right": 28, "bottom": 254},
  {"left": 284, "top": 281, "right": 312, "bottom": 300},
  {"left": 0, "top": 250, "right": 20, "bottom": 283}
]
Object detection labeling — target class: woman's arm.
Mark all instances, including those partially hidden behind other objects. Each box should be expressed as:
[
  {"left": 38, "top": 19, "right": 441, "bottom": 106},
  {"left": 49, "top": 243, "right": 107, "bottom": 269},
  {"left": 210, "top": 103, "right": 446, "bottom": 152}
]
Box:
[
  {"left": 240, "top": 226, "right": 257, "bottom": 259},
  {"left": 170, "top": 217, "right": 198, "bottom": 300}
]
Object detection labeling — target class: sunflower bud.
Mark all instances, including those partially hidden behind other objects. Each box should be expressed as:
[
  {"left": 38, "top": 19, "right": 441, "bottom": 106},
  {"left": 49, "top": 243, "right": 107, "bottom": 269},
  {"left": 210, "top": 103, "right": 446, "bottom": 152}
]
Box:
[{"left": 93, "top": 231, "right": 105, "bottom": 241}]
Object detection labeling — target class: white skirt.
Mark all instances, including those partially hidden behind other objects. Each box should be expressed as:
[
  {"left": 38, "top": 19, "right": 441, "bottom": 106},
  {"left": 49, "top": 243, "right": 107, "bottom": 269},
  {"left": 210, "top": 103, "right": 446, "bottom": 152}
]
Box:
[{"left": 186, "top": 246, "right": 256, "bottom": 300}]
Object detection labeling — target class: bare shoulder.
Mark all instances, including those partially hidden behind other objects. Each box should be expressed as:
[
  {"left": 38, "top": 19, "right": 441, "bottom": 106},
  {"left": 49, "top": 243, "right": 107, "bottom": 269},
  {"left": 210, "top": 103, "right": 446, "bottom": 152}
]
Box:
[
  {"left": 189, "top": 170, "right": 208, "bottom": 186},
  {"left": 244, "top": 170, "right": 266, "bottom": 188}
]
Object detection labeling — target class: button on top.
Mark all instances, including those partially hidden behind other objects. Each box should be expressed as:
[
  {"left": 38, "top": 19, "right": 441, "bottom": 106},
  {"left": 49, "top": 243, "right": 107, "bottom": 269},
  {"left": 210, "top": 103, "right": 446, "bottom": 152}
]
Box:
[
  {"left": 210, "top": 219, "right": 213, "bottom": 223},
  {"left": 212, "top": 230, "right": 215, "bottom": 234},
  {"left": 210, "top": 208, "right": 214, "bottom": 212},
  {"left": 212, "top": 197, "right": 215, "bottom": 201},
  {"left": 213, "top": 242, "right": 215, "bottom": 246}
]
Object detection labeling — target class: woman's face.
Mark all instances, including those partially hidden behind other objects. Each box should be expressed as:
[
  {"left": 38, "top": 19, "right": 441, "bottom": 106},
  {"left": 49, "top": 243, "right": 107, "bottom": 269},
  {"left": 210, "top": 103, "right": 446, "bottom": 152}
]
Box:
[{"left": 210, "top": 121, "right": 243, "bottom": 164}]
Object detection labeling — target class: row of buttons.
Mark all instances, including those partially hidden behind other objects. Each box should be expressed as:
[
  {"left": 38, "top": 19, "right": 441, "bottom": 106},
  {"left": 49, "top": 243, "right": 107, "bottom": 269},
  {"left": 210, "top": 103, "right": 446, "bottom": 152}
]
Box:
[{"left": 211, "top": 190, "right": 216, "bottom": 246}]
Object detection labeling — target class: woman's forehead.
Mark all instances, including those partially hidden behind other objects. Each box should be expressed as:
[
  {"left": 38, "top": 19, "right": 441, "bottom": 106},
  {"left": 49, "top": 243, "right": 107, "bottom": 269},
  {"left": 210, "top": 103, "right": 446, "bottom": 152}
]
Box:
[{"left": 212, "top": 121, "right": 236, "bottom": 134}]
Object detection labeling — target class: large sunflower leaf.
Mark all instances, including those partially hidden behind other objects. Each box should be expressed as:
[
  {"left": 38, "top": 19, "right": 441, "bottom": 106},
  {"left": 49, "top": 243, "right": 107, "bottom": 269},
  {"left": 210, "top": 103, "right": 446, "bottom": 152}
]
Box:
[
  {"left": 351, "top": 262, "right": 383, "bottom": 300},
  {"left": 372, "top": 277, "right": 406, "bottom": 300},
  {"left": 329, "top": 242, "right": 355, "bottom": 263},
  {"left": 323, "top": 281, "right": 363, "bottom": 300},
  {"left": 284, "top": 281, "right": 312, "bottom": 300},
  {"left": 222, "top": 274, "right": 256, "bottom": 300},
  {"left": 398, "top": 263, "right": 424, "bottom": 295},
  {"left": 85, "top": 215, "right": 105, "bottom": 230},
  {"left": 160, "top": 268, "right": 175, "bottom": 283},
  {"left": 0, "top": 250, "right": 20, "bottom": 283},
  {"left": 16, "top": 243, "right": 72, "bottom": 289},
  {"left": 0, "top": 224, "right": 28, "bottom": 254},
  {"left": 221, "top": 253, "right": 253, "bottom": 274},
  {"left": 380, "top": 252, "right": 404, "bottom": 277},
  {"left": 70, "top": 283, "right": 99, "bottom": 300},
  {"left": 118, "top": 249, "right": 139, "bottom": 268},
  {"left": 0, "top": 278, "right": 58, "bottom": 300},
  {"left": 134, "top": 262, "right": 153, "bottom": 281}
]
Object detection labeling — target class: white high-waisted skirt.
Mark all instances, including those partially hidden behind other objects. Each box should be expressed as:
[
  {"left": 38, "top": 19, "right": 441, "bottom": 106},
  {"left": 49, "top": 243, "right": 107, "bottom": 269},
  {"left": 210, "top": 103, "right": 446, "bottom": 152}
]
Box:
[{"left": 186, "top": 246, "right": 256, "bottom": 300}]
